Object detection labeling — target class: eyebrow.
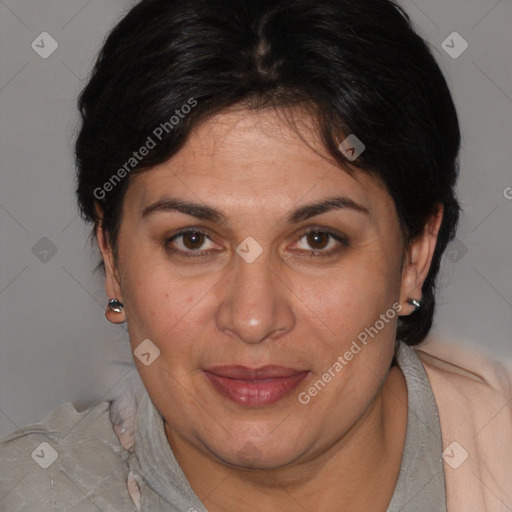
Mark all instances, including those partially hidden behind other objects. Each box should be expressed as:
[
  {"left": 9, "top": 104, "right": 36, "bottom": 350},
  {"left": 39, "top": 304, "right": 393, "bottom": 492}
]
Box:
[{"left": 141, "top": 195, "right": 369, "bottom": 224}]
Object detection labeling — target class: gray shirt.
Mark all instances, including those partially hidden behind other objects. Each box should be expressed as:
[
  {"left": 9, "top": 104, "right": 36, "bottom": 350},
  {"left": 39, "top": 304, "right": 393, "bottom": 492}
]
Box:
[{"left": 0, "top": 341, "right": 446, "bottom": 511}]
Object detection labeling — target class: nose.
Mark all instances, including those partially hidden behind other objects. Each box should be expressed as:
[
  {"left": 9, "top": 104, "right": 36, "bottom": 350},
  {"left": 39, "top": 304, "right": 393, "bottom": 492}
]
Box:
[{"left": 215, "top": 250, "right": 295, "bottom": 345}]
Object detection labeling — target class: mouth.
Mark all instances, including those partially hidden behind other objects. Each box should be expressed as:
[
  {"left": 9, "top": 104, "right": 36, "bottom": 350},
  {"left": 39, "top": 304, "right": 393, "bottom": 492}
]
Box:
[{"left": 202, "top": 365, "right": 310, "bottom": 407}]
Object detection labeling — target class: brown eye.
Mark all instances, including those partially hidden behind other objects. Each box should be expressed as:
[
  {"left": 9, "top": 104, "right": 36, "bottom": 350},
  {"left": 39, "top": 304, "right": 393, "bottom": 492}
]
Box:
[
  {"left": 182, "top": 231, "right": 206, "bottom": 250},
  {"left": 165, "top": 228, "right": 221, "bottom": 257},
  {"left": 306, "top": 231, "right": 330, "bottom": 250},
  {"left": 292, "top": 228, "right": 349, "bottom": 256}
]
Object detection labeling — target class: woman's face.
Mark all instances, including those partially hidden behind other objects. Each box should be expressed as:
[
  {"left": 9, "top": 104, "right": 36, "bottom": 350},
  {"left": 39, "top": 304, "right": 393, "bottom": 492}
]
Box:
[{"left": 100, "top": 107, "right": 436, "bottom": 469}]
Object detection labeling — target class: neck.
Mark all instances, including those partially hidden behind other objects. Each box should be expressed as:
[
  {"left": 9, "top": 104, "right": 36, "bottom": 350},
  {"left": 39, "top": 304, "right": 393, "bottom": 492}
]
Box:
[{"left": 165, "top": 365, "right": 407, "bottom": 512}]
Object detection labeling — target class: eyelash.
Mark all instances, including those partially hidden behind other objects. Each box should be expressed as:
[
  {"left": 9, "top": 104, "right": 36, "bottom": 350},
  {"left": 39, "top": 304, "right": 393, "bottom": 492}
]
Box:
[{"left": 164, "top": 227, "right": 350, "bottom": 259}]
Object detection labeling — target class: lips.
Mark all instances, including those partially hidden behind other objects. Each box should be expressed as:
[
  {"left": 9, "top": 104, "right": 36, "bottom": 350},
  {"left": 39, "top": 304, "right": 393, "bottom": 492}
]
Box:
[{"left": 203, "top": 365, "right": 309, "bottom": 407}]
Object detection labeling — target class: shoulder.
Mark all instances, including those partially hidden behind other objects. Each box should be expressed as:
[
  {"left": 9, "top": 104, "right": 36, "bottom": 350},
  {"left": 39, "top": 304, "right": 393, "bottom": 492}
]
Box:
[
  {"left": 414, "top": 336, "right": 512, "bottom": 429},
  {"left": 0, "top": 400, "right": 137, "bottom": 512},
  {"left": 414, "top": 336, "right": 512, "bottom": 400},
  {"left": 414, "top": 337, "right": 512, "bottom": 508}
]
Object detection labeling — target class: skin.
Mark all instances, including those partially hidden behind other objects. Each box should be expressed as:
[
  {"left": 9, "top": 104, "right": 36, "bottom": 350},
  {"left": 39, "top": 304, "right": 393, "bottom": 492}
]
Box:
[{"left": 97, "top": 106, "right": 443, "bottom": 511}]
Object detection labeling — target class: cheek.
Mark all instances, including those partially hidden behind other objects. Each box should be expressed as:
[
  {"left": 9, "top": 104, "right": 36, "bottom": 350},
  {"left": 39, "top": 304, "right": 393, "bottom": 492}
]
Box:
[
  {"left": 295, "top": 254, "right": 399, "bottom": 333},
  {"left": 122, "top": 261, "right": 219, "bottom": 351}
]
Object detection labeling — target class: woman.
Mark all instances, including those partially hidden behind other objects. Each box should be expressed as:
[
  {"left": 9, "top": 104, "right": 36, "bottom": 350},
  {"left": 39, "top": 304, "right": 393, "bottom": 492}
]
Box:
[{"left": 1, "top": 0, "right": 511, "bottom": 510}]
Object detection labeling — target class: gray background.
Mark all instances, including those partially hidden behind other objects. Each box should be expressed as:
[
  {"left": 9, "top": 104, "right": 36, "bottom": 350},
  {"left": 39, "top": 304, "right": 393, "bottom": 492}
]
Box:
[{"left": 0, "top": 0, "right": 511, "bottom": 437}]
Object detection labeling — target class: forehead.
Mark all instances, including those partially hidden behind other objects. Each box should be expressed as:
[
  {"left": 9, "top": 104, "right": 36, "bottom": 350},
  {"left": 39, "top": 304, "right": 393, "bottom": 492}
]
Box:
[{"left": 125, "top": 107, "right": 393, "bottom": 223}]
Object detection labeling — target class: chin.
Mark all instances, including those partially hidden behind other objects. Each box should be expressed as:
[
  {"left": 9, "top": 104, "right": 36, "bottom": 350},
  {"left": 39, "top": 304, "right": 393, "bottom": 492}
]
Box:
[{"left": 209, "top": 436, "right": 307, "bottom": 470}]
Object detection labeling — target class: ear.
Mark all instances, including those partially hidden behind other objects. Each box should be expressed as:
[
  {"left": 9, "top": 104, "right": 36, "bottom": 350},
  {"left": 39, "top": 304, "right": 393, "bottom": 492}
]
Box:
[
  {"left": 95, "top": 203, "right": 125, "bottom": 323},
  {"left": 399, "top": 204, "right": 444, "bottom": 315}
]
